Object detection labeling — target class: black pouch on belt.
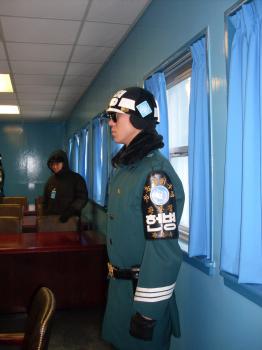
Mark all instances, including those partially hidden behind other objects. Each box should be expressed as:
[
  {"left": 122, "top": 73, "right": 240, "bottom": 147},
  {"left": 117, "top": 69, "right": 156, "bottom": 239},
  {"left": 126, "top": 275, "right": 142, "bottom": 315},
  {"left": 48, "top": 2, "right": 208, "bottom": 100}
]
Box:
[{"left": 129, "top": 312, "right": 156, "bottom": 341}]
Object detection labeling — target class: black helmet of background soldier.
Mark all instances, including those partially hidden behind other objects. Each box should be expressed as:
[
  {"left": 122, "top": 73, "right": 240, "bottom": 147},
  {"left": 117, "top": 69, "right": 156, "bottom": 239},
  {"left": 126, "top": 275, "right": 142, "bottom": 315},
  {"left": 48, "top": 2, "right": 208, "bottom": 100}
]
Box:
[{"left": 106, "top": 87, "right": 159, "bottom": 130}]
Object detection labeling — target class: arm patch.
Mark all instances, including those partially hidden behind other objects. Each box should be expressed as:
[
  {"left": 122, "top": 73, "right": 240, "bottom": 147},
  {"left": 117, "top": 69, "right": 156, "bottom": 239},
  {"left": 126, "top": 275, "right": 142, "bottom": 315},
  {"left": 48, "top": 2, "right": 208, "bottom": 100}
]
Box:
[{"left": 142, "top": 171, "right": 179, "bottom": 240}]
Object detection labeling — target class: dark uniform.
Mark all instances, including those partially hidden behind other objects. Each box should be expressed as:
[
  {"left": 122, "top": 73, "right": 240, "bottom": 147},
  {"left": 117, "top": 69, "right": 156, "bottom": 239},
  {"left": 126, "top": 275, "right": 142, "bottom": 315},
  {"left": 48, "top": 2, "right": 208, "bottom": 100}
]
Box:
[
  {"left": 43, "top": 150, "right": 88, "bottom": 222},
  {"left": 102, "top": 87, "right": 185, "bottom": 350}
]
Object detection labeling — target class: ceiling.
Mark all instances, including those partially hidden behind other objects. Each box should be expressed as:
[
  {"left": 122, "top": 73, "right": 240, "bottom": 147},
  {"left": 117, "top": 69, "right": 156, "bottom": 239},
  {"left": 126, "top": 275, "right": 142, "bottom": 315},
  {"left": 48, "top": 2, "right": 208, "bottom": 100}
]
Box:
[{"left": 0, "top": 0, "right": 151, "bottom": 122}]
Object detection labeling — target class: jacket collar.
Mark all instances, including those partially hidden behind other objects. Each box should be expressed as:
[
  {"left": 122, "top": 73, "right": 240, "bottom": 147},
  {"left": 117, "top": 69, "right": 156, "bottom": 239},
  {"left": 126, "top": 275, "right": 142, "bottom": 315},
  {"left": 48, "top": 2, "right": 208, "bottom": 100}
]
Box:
[{"left": 112, "top": 130, "right": 164, "bottom": 167}]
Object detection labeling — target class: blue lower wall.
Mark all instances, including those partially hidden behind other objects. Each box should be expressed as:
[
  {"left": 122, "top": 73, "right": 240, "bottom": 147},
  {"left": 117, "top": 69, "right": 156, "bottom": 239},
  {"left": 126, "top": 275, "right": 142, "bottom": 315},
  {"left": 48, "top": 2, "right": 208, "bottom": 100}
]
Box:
[{"left": 0, "top": 121, "right": 65, "bottom": 204}]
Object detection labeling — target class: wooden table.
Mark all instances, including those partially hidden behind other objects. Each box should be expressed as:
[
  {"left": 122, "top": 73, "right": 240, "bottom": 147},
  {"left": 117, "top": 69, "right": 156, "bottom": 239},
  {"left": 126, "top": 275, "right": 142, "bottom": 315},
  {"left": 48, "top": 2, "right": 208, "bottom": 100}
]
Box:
[{"left": 0, "top": 231, "right": 108, "bottom": 313}]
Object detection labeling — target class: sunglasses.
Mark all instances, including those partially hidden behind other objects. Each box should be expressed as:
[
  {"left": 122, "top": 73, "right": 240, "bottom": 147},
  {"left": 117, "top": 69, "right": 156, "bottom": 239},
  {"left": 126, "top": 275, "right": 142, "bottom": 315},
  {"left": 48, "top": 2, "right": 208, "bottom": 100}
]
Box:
[{"left": 106, "top": 112, "right": 118, "bottom": 123}]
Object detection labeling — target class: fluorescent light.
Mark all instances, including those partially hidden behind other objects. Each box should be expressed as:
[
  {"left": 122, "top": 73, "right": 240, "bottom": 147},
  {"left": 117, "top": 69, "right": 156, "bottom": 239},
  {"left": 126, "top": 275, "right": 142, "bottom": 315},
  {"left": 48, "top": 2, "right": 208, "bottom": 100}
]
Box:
[
  {"left": 0, "top": 105, "right": 20, "bottom": 114},
  {"left": 0, "top": 74, "right": 13, "bottom": 92},
  {"left": 3, "top": 126, "right": 23, "bottom": 134}
]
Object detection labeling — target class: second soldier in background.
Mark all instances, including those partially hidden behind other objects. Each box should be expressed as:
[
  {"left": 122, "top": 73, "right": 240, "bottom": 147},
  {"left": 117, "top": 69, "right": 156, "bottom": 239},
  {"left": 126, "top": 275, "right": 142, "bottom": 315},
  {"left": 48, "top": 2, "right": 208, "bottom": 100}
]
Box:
[{"left": 43, "top": 149, "right": 88, "bottom": 222}]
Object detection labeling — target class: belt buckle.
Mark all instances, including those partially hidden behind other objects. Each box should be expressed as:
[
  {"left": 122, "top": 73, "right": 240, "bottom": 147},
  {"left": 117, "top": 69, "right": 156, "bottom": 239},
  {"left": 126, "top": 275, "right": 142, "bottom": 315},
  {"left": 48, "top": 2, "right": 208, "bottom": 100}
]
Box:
[
  {"left": 107, "top": 262, "right": 114, "bottom": 278},
  {"left": 131, "top": 267, "right": 140, "bottom": 279}
]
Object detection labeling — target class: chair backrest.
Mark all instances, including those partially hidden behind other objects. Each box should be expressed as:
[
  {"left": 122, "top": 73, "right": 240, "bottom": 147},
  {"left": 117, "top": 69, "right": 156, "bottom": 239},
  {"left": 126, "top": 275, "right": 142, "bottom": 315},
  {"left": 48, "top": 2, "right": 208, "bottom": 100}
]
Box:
[
  {"left": 35, "top": 197, "right": 44, "bottom": 216},
  {"left": 0, "top": 204, "right": 23, "bottom": 218},
  {"left": 0, "top": 216, "right": 22, "bottom": 233},
  {"left": 23, "top": 287, "right": 56, "bottom": 350},
  {"left": 37, "top": 215, "right": 79, "bottom": 233},
  {"left": 36, "top": 203, "right": 44, "bottom": 217},
  {"left": 35, "top": 196, "right": 43, "bottom": 206},
  {"left": 0, "top": 196, "right": 28, "bottom": 211}
]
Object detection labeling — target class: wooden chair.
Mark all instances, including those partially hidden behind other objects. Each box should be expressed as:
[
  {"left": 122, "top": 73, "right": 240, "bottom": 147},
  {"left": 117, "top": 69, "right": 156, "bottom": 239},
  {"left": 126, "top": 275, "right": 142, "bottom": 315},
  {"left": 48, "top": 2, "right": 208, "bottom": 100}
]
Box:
[
  {"left": 0, "top": 286, "right": 56, "bottom": 350},
  {"left": 34, "top": 196, "right": 44, "bottom": 216},
  {"left": 0, "top": 203, "right": 23, "bottom": 218},
  {"left": 0, "top": 196, "right": 28, "bottom": 211},
  {"left": 0, "top": 216, "right": 22, "bottom": 233},
  {"left": 35, "top": 196, "right": 43, "bottom": 207},
  {"left": 37, "top": 215, "right": 79, "bottom": 233}
]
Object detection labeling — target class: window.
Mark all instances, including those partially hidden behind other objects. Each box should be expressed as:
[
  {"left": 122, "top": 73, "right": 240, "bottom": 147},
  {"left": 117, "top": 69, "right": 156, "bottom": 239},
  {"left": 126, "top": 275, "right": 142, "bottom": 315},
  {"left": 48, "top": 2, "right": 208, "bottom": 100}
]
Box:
[
  {"left": 91, "top": 114, "right": 110, "bottom": 206},
  {"left": 68, "top": 134, "right": 80, "bottom": 172},
  {"left": 78, "top": 128, "right": 88, "bottom": 184},
  {"left": 73, "top": 134, "right": 80, "bottom": 173},
  {"left": 221, "top": 0, "right": 262, "bottom": 304},
  {"left": 165, "top": 55, "right": 191, "bottom": 247},
  {"left": 67, "top": 137, "right": 73, "bottom": 169},
  {"left": 145, "top": 33, "right": 212, "bottom": 272}
]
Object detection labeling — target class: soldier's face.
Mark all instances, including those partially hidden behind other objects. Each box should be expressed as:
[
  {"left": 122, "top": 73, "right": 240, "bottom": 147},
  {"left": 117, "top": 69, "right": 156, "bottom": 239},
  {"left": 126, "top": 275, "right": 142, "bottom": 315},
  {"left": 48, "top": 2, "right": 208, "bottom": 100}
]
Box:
[
  {"left": 50, "top": 162, "right": 63, "bottom": 174},
  {"left": 108, "top": 112, "right": 140, "bottom": 146}
]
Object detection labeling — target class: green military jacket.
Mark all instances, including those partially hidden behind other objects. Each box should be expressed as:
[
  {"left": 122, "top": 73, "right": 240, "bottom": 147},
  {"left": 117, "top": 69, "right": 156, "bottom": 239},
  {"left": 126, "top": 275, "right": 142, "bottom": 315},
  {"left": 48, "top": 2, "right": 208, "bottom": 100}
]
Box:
[{"left": 102, "top": 149, "right": 185, "bottom": 350}]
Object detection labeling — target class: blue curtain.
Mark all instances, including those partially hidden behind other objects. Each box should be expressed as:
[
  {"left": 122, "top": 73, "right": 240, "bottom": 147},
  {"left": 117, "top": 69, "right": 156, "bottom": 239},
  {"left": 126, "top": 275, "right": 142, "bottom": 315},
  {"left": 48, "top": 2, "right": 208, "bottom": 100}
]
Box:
[
  {"left": 221, "top": 0, "right": 262, "bottom": 283},
  {"left": 92, "top": 115, "right": 109, "bottom": 206},
  {"left": 144, "top": 73, "right": 169, "bottom": 158},
  {"left": 188, "top": 37, "right": 211, "bottom": 259},
  {"left": 100, "top": 118, "right": 110, "bottom": 206},
  {"left": 78, "top": 128, "right": 88, "bottom": 183},
  {"left": 87, "top": 125, "right": 93, "bottom": 198},
  {"left": 67, "top": 138, "right": 73, "bottom": 169},
  {"left": 72, "top": 134, "right": 79, "bottom": 172},
  {"left": 92, "top": 117, "right": 101, "bottom": 202}
]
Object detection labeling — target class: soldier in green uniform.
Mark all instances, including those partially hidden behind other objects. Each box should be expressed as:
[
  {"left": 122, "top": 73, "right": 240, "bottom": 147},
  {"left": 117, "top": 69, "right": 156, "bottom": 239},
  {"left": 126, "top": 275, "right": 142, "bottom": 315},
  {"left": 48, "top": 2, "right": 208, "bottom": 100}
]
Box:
[{"left": 102, "top": 87, "right": 185, "bottom": 350}]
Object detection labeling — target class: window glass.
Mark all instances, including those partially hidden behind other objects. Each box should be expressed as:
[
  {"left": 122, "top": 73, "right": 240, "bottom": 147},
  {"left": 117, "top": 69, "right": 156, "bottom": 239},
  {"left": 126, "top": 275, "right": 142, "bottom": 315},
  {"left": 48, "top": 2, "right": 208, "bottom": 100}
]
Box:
[
  {"left": 167, "top": 78, "right": 190, "bottom": 150},
  {"left": 170, "top": 156, "right": 189, "bottom": 229},
  {"left": 166, "top": 68, "right": 191, "bottom": 245}
]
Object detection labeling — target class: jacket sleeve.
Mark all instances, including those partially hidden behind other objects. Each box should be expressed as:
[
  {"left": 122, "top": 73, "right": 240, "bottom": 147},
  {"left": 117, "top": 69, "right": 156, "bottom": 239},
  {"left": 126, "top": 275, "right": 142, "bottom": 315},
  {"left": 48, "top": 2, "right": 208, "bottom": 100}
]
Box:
[
  {"left": 69, "top": 175, "right": 88, "bottom": 213},
  {"left": 133, "top": 170, "right": 185, "bottom": 320},
  {"left": 42, "top": 180, "right": 50, "bottom": 214}
]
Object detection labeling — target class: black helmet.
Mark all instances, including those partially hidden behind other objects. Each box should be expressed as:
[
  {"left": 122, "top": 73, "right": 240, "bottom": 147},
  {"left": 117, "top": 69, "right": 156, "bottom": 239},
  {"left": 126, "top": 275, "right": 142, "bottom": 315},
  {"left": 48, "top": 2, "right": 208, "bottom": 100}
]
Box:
[{"left": 106, "top": 87, "right": 158, "bottom": 130}]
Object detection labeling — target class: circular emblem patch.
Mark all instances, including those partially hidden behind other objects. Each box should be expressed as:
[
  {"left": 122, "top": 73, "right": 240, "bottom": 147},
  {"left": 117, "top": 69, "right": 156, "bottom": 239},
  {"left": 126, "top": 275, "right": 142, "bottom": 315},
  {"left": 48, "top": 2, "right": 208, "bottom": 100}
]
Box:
[{"left": 150, "top": 185, "right": 169, "bottom": 206}]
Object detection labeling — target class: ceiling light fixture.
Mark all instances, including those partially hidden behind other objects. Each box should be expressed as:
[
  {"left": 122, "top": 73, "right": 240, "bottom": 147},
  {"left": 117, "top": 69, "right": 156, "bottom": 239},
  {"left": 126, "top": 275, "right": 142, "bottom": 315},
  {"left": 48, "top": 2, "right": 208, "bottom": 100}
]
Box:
[
  {"left": 3, "top": 126, "right": 23, "bottom": 134},
  {"left": 0, "top": 74, "right": 14, "bottom": 92},
  {"left": 0, "top": 105, "right": 20, "bottom": 114}
]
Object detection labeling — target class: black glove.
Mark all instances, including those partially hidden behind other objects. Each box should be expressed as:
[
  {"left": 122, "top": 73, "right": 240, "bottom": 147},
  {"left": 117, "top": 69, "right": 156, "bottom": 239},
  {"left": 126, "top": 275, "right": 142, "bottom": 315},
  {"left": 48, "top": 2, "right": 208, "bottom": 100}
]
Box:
[
  {"left": 129, "top": 312, "right": 156, "bottom": 341},
  {"left": 59, "top": 213, "right": 70, "bottom": 223},
  {"left": 59, "top": 208, "right": 75, "bottom": 223}
]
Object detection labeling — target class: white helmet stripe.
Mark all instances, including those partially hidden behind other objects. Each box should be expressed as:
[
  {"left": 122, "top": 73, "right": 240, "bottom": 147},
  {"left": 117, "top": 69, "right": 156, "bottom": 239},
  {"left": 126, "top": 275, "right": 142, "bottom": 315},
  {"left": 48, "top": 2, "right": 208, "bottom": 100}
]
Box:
[{"left": 119, "top": 97, "right": 136, "bottom": 111}]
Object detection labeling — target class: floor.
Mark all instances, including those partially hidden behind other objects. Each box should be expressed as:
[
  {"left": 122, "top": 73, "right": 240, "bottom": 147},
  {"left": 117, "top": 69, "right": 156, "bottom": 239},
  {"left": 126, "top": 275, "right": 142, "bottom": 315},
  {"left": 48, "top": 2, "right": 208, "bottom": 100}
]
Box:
[{"left": 0, "top": 307, "right": 115, "bottom": 350}]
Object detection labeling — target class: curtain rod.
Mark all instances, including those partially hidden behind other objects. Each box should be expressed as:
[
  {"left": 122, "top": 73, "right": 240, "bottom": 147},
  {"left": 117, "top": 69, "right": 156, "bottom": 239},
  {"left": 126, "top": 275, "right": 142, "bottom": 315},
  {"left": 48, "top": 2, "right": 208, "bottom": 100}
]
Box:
[{"left": 225, "top": 0, "right": 252, "bottom": 17}]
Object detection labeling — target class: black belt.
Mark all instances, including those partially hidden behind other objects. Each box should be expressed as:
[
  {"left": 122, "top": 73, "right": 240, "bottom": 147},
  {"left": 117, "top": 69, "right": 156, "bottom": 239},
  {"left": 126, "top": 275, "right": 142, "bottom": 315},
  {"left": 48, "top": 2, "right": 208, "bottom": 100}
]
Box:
[{"left": 107, "top": 262, "right": 140, "bottom": 280}]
